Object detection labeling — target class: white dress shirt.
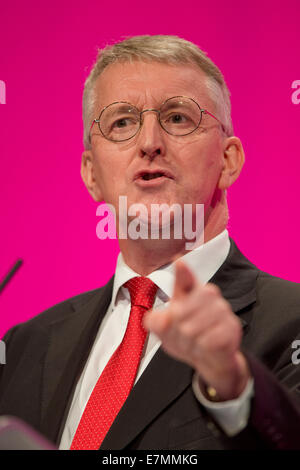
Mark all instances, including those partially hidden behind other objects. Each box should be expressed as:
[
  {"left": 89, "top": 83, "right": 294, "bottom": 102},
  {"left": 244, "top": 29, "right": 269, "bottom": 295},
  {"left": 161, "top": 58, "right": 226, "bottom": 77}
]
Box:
[{"left": 59, "top": 229, "right": 253, "bottom": 449}]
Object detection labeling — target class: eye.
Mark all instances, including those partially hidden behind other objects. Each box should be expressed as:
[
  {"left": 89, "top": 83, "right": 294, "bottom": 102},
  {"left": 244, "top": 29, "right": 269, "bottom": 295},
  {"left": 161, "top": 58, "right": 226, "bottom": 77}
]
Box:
[
  {"left": 165, "top": 112, "right": 190, "bottom": 124},
  {"left": 166, "top": 113, "right": 187, "bottom": 124},
  {"left": 113, "top": 118, "right": 131, "bottom": 128},
  {"left": 172, "top": 113, "right": 185, "bottom": 122}
]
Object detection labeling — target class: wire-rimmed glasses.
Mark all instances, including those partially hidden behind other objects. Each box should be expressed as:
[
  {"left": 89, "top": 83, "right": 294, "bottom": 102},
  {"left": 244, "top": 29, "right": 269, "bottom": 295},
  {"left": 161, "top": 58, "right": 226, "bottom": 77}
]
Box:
[{"left": 89, "top": 95, "right": 226, "bottom": 143}]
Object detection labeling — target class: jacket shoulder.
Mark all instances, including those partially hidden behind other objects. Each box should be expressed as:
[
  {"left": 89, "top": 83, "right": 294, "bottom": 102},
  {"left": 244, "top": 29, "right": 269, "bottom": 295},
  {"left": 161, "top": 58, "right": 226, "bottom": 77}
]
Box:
[
  {"left": 256, "top": 270, "right": 300, "bottom": 307},
  {"left": 2, "top": 286, "right": 106, "bottom": 341}
]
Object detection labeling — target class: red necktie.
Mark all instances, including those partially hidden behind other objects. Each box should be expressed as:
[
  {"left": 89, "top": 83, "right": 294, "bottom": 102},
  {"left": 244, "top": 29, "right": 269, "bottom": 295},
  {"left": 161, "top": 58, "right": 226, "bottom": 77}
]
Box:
[{"left": 70, "top": 276, "right": 158, "bottom": 450}]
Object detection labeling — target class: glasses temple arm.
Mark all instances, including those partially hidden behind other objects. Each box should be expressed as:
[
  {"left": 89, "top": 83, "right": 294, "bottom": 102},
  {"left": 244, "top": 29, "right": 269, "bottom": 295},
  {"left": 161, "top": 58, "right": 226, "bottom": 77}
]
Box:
[
  {"left": 202, "top": 109, "right": 227, "bottom": 134},
  {"left": 88, "top": 119, "right": 101, "bottom": 143}
]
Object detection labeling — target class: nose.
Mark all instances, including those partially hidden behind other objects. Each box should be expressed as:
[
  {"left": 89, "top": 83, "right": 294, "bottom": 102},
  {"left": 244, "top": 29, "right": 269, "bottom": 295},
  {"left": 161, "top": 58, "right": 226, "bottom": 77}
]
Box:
[{"left": 137, "top": 109, "right": 166, "bottom": 160}]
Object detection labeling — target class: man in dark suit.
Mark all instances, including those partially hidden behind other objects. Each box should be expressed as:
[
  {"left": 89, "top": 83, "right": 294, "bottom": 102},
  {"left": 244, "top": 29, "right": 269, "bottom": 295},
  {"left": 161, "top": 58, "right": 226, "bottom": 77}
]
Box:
[{"left": 1, "top": 35, "right": 300, "bottom": 450}]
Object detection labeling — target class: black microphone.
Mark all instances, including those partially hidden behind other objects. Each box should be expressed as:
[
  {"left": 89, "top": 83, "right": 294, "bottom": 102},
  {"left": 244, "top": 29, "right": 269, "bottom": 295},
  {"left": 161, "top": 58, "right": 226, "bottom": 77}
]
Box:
[{"left": 0, "top": 259, "right": 23, "bottom": 294}]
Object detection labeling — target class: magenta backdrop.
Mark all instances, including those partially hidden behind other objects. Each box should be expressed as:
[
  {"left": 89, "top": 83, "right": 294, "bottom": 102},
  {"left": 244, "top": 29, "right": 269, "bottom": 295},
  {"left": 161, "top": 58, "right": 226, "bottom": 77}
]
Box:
[{"left": 0, "top": 0, "right": 299, "bottom": 338}]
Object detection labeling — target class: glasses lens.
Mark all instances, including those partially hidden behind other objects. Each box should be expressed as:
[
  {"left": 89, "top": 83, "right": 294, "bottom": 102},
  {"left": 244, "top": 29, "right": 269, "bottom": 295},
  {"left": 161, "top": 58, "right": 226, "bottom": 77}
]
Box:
[
  {"left": 160, "top": 97, "right": 201, "bottom": 136},
  {"left": 100, "top": 103, "right": 140, "bottom": 141}
]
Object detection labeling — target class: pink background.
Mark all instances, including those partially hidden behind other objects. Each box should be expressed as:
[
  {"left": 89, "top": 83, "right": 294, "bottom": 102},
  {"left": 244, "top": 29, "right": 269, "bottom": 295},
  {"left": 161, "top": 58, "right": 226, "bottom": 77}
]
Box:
[{"left": 0, "top": 0, "right": 299, "bottom": 338}]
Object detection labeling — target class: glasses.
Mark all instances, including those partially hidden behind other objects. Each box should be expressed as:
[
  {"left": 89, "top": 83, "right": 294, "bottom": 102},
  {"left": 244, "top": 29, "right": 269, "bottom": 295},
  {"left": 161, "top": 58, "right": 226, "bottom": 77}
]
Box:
[{"left": 89, "top": 96, "right": 226, "bottom": 143}]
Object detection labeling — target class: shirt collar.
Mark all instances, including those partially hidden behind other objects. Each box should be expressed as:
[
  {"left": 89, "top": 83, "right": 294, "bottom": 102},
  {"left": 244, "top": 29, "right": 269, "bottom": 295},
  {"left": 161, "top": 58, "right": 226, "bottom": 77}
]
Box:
[{"left": 111, "top": 229, "right": 230, "bottom": 306}]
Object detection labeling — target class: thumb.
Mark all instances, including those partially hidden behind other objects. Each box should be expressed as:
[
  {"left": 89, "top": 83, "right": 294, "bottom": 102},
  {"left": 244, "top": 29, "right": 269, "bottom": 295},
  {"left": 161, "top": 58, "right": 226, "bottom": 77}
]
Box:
[{"left": 172, "top": 260, "right": 197, "bottom": 300}]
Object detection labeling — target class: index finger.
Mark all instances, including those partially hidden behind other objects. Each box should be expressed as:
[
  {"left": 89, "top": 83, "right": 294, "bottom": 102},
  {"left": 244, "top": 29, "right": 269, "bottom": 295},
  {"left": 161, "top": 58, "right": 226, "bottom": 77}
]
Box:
[{"left": 172, "top": 259, "right": 198, "bottom": 300}]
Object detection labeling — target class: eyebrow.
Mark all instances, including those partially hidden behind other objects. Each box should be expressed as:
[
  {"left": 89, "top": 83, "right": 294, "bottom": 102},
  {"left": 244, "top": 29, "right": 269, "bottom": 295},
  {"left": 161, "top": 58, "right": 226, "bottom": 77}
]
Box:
[
  {"left": 106, "top": 98, "right": 195, "bottom": 112},
  {"left": 162, "top": 99, "right": 193, "bottom": 110},
  {"left": 104, "top": 103, "right": 138, "bottom": 114}
]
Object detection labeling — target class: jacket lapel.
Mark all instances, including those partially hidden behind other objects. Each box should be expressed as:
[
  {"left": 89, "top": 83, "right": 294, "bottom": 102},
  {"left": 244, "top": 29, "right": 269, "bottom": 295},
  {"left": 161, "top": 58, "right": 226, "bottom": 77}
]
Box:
[
  {"left": 100, "top": 348, "right": 193, "bottom": 449},
  {"left": 100, "top": 239, "right": 259, "bottom": 449},
  {"left": 40, "top": 277, "right": 114, "bottom": 444},
  {"left": 209, "top": 238, "right": 258, "bottom": 314}
]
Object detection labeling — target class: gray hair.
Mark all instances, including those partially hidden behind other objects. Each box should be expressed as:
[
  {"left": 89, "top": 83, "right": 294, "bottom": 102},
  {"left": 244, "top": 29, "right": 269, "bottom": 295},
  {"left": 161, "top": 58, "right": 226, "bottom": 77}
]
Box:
[{"left": 82, "top": 35, "right": 234, "bottom": 149}]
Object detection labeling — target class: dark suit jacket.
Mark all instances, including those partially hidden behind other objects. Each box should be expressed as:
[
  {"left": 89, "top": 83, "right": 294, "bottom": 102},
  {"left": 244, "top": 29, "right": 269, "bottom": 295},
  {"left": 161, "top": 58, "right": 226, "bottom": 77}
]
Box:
[{"left": 1, "top": 239, "right": 300, "bottom": 450}]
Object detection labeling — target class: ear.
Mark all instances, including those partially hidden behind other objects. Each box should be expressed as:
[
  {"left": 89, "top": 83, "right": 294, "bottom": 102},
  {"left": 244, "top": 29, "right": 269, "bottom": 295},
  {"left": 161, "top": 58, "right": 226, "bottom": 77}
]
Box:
[
  {"left": 81, "top": 150, "right": 104, "bottom": 201},
  {"left": 218, "top": 136, "right": 245, "bottom": 190}
]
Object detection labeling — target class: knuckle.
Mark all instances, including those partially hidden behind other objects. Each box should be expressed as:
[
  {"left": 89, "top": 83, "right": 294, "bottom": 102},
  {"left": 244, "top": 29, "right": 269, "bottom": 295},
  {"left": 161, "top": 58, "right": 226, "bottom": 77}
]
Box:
[
  {"left": 170, "top": 300, "right": 183, "bottom": 320},
  {"left": 214, "top": 297, "right": 228, "bottom": 312},
  {"left": 229, "top": 316, "right": 242, "bottom": 335},
  {"left": 205, "top": 283, "right": 221, "bottom": 296},
  {"left": 180, "top": 322, "right": 197, "bottom": 338}
]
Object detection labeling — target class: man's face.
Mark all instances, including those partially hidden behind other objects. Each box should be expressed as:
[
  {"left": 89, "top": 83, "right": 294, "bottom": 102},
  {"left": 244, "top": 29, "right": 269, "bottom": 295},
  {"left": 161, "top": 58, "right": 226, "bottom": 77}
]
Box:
[{"left": 83, "top": 60, "right": 239, "bottom": 228}]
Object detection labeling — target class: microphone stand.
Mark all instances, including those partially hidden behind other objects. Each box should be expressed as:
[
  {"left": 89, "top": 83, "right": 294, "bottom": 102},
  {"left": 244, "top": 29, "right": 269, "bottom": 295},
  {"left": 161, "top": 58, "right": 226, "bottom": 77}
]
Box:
[{"left": 0, "top": 260, "right": 23, "bottom": 295}]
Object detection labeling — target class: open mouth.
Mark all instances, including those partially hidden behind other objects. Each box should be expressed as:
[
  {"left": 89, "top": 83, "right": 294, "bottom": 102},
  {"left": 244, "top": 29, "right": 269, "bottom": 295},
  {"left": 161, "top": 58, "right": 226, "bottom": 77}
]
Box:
[
  {"left": 141, "top": 172, "right": 166, "bottom": 181},
  {"left": 133, "top": 168, "right": 174, "bottom": 188},
  {"left": 134, "top": 168, "right": 174, "bottom": 182}
]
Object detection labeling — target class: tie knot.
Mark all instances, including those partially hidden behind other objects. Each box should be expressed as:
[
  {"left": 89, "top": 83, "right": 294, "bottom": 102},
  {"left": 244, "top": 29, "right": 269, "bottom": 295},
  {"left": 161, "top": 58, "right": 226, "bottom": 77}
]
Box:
[{"left": 124, "top": 276, "right": 158, "bottom": 310}]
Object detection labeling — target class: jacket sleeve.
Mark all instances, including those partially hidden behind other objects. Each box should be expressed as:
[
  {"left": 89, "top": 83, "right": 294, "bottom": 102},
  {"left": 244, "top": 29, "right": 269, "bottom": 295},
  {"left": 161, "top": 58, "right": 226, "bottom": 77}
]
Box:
[
  {"left": 203, "top": 351, "right": 300, "bottom": 450},
  {"left": 245, "top": 352, "right": 300, "bottom": 449}
]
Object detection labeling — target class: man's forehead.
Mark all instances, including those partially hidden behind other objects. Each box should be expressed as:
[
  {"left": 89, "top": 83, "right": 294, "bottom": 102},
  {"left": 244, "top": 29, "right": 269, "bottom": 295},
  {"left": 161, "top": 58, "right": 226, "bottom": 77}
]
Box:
[{"left": 94, "top": 60, "right": 213, "bottom": 109}]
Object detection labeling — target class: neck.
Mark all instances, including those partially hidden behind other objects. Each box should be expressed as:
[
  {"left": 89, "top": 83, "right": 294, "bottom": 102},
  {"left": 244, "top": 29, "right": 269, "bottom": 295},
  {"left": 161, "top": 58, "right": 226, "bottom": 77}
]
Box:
[{"left": 118, "top": 190, "right": 228, "bottom": 276}]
